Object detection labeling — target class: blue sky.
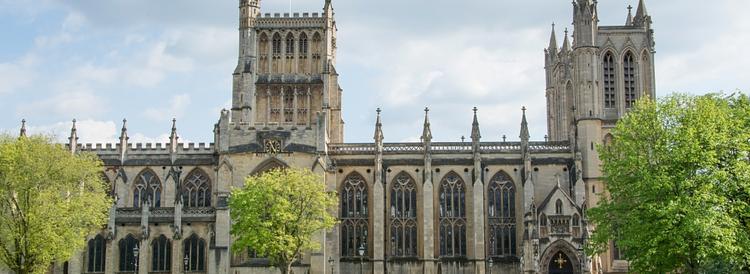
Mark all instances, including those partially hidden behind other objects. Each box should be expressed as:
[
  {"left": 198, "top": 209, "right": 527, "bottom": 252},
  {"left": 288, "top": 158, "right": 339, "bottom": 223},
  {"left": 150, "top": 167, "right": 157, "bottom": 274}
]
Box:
[{"left": 1, "top": 0, "right": 748, "bottom": 144}]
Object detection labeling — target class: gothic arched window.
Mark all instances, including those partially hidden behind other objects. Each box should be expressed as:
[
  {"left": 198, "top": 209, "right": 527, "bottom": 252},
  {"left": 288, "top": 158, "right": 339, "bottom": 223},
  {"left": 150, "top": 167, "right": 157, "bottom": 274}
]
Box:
[
  {"left": 623, "top": 51, "right": 637, "bottom": 108},
  {"left": 641, "top": 51, "right": 653, "bottom": 97},
  {"left": 603, "top": 51, "right": 616, "bottom": 109},
  {"left": 118, "top": 235, "right": 138, "bottom": 271},
  {"left": 183, "top": 169, "right": 211, "bottom": 208},
  {"left": 389, "top": 172, "right": 417, "bottom": 257},
  {"left": 184, "top": 234, "right": 206, "bottom": 271},
  {"left": 299, "top": 32, "right": 308, "bottom": 56},
  {"left": 87, "top": 235, "right": 106, "bottom": 273},
  {"left": 555, "top": 199, "right": 563, "bottom": 215},
  {"left": 438, "top": 172, "right": 467, "bottom": 257},
  {"left": 134, "top": 169, "right": 161, "bottom": 208},
  {"left": 151, "top": 235, "right": 172, "bottom": 272},
  {"left": 340, "top": 172, "right": 369, "bottom": 257},
  {"left": 272, "top": 33, "right": 282, "bottom": 56},
  {"left": 285, "top": 33, "right": 295, "bottom": 56},
  {"left": 487, "top": 171, "right": 516, "bottom": 257}
]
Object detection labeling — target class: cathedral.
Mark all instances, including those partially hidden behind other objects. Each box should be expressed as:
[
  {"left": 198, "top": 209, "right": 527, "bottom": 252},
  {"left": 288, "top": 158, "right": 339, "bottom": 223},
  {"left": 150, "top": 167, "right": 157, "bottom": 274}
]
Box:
[{"left": 6, "top": 0, "right": 656, "bottom": 273}]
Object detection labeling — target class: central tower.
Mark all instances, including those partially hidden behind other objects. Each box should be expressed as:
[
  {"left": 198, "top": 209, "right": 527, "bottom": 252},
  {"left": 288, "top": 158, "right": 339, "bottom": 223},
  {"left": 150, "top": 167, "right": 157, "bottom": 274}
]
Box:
[{"left": 228, "top": 0, "right": 344, "bottom": 145}]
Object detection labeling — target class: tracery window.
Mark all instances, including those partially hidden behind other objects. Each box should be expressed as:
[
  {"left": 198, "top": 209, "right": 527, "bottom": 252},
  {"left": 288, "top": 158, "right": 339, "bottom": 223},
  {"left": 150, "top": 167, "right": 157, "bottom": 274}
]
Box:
[
  {"left": 299, "top": 32, "right": 308, "bottom": 56},
  {"left": 284, "top": 90, "right": 295, "bottom": 123},
  {"left": 389, "top": 172, "right": 417, "bottom": 257},
  {"left": 487, "top": 172, "right": 516, "bottom": 257},
  {"left": 134, "top": 169, "right": 161, "bottom": 208},
  {"left": 439, "top": 172, "right": 467, "bottom": 257},
  {"left": 183, "top": 169, "right": 211, "bottom": 208},
  {"left": 151, "top": 235, "right": 172, "bottom": 272},
  {"left": 184, "top": 234, "right": 206, "bottom": 271},
  {"left": 272, "top": 33, "right": 282, "bottom": 56},
  {"left": 603, "top": 52, "right": 616, "bottom": 109},
  {"left": 87, "top": 235, "right": 106, "bottom": 273},
  {"left": 555, "top": 199, "right": 563, "bottom": 215},
  {"left": 118, "top": 235, "right": 138, "bottom": 272},
  {"left": 623, "top": 52, "right": 637, "bottom": 108},
  {"left": 340, "top": 173, "right": 369, "bottom": 257},
  {"left": 285, "top": 33, "right": 295, "bottom": 56}
]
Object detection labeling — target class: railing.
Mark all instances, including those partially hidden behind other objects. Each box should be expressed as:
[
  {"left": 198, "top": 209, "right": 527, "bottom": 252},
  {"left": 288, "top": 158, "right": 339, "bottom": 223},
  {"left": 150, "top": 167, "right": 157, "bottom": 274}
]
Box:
[
  {"left": 328, "top": 141, "right": 570, "bottom": 155},
  {"left": 115, "top": 207, "right": 216, "bottom": 222}
]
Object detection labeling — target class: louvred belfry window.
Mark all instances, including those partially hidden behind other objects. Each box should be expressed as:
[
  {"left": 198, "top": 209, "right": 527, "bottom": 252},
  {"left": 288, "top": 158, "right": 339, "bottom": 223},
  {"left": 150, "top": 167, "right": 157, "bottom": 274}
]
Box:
[
  {"left": 603, "top": 52, "right": 616, "bottom": 109},
  {"left": 623, "top": 52, "right": 637, "bottom": 108}
]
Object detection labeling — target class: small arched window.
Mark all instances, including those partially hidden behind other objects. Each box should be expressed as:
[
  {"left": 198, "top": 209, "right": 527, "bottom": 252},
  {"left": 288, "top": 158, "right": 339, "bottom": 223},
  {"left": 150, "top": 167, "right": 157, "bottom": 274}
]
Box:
[
  {"left": 87, "top": 235, "right": 106, "bottom": 273},
  {"left": 151, "top": 235, "right": 172, "bottom": 272},
  {"left": 299, "top": 32, "right": 309, "bottom": 56},
  {"left": 272, "top": 33, "right": 282, "bottom": 55},
  {"left": 118, "top": 235, "right": 138, "bottom": 271},
  {"left": 555, "top": 199, "right": 563, "bottom": 215},
  {"left": 487, "top": 171, "right": 516, "bottom": 257},
  {"left": 134, "top": 169, "right": 161, "bottom": 208},
  {"left": 539, "top": 213, "right": 547, "bottom": 226},
  {"left": 603, "top": 52, "right": 616, "bottom": 109},
  {"left": 184, "top": 234, "right": 206, "bottom": 271},
  {"left": 439, "top": 172, "right": 467, "bottom": 257},
  {"left": 623, "top": 51, "right": 637, "bottom": 108},
  {"left": 389, "top": 172, "right": 417, "bottom": 257},
  {"left": 183, "top": 169, "right": 211, "bottom": 208},
  {"left": 340, "top": 172, "right": 369, "bottom": 257},
  {"left": 285, "top": 33, "right": 295, "bottom": 56}
]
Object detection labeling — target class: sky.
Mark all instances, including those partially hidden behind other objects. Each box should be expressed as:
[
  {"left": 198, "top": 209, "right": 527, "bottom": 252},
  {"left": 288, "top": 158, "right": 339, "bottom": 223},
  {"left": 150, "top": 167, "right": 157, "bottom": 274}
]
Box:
[{"left": 0, "top": 0, "right": 748, "bottom": 144}]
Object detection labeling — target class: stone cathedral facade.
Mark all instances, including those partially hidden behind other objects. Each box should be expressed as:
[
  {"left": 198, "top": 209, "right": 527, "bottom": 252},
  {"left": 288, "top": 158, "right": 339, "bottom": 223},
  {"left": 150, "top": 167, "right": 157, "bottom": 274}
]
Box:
[{"left": 4, "top": 0, "right": 656, "bottom": 273}]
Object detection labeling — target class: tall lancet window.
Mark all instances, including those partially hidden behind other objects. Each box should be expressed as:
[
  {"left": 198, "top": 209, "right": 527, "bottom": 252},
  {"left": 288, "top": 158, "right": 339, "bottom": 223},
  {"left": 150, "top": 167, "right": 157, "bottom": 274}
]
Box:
[
  {"left": 623, "top": 52, "right": 637, "bottom": 108},
  {"left": 603, "top": 52, "right": 616, "bottom": 109},
  {"left": 151, "top": 235, "right": 172, "bottom": 272},
  {"left": 87, "top": 235, "right": 106, "bottom": 273},
  {"left": 487, "top": 171, "right": 516, "bottom": 257},
  {"left": 389, "top": 172, "right": 418, "bottom": 257},
  {"left": 183, "top": 168, "right": 211, "bottom": 208},
  {"left": 133, "top": 169, "right": 161, "bottom": 208},
  {"left": 118, "top": 235, "right": 138, "bottom": 272},
  {"left": 341, "top": 172, "right": 369, "bottom": 257},
  {"left": 299, "top": 32, "right": 308, "bottom": 56},
  {"left": 439, "top": 172, "right": 467, "bottom": 257},
  {"left": 285, "top": 33, "right": 295, "bottom": 56},
  {"left": 272, "top": 33, "right": 282, "bottom": 56},
  {"left": 184, "top": 234, "right": 206, "bottom": 271}
]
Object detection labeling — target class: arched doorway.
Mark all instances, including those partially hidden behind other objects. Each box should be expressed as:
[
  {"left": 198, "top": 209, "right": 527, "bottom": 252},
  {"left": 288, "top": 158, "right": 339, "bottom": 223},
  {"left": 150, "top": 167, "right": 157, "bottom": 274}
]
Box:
[{"left": 548, "top": 251, "right": 574, "bottom": 274}]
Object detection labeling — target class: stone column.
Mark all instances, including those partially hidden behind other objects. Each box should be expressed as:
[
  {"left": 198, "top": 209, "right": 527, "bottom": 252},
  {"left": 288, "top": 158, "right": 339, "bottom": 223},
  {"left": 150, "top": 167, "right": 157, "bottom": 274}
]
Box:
[
  {"left": 266, "top": 89, "right": 272, "bottom": 125},
  {"left": 293, "top": 87, "right": 299, "bottom": 126},
  {"left": 307, "top": 88, "right": 312, "bottom": 128}
]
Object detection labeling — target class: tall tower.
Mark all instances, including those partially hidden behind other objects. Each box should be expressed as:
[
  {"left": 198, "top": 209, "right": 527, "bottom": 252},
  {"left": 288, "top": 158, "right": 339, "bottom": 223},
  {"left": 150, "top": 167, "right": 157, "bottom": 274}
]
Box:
[{"left": 231, "top": 0, "right": 262, "bottom": 124}]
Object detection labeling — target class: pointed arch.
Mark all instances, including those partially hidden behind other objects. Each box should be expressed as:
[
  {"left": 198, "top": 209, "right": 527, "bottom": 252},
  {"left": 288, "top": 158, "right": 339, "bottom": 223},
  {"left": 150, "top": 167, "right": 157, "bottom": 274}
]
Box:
[
  {"left": 540, "top": 240, "right": 582, "bottom": 274},
  {"left": 151, "top": 235, "right": 171, "bottom": 271},
  {"left": 602, "top": 50, "right": 617, "bottom": 109},
  {"left": 555, "top": 199, "right": 564, "bottom": 215},
  {"left": 640, "top": 49, "right": 653, "bottom": 98},
  {"left": 603, "top": 133, "right": 614, "bottom": 146},
  {"left": 572, "top": 213, "right": 581, "bottom": 237},
  {"left": 250, "top": 157, "right": 289, "bottom": 175},
  {"left": 298, "top": 32, "right": 309, "bottom": 56},
  {"left": 623, "top": 50, "right": 637, "bottom": 108},
  {"left": 438, "top": 171, "right": 467, "bottom": 257},
  {"left": 184, "top": 234, "right": 206, "bottom": 271},
  {"left": 539, "top": 212, "right": 548, "bottom": 238},
  {"left": 183, "top": 168, "right": 212, "bottom": 207},
  {"left": 272, "top": 33, "right": 282, "bottom": 56},
  {"left": 87, "top": 234, "right": 106, "bottom": 272},
  {"left": 285, "top": 32, "right": 295, "bottom": 56},
  {"left": 389, "top": 171, "right": 418, "bottom": 257},
  {"left": 259, "top": 32, "right": 269, "bottom": 74},
  {"left": 340, "top": 172, "right": 369, "bottom": 258},
  {"left": 133, "top": 168, "right": 161, "bottom": 208},
  {"left": 118, "top": 234, "right": 138, "bottom": 271},
  {"left": 487, "top": 170, "right": 517, "bottom": 257}
]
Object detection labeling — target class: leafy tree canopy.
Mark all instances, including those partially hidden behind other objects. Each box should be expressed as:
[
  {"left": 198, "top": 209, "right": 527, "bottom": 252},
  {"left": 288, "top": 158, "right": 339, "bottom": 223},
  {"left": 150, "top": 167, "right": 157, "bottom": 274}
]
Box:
[
  {"left": 230, "top": 168, "right": 337, "bottom": 274},
  {"left": 0, "top": 135, "right": 112, "bottom": 274},
  {"left": 587, "top": 93, "right": 750, "bottom": 273}
]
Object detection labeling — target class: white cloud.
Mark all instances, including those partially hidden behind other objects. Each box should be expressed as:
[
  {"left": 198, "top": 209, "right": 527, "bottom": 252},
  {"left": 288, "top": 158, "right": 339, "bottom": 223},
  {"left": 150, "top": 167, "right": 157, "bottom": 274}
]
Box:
[
  {"left": 0, "top": 55, "right": 37, "bottom": 94},
  {"left": 143, "top": 94, "right": 192, "bottom": 121},
  {"left": 26, "top": 119, "right": 117, "bottom": 143},
  {"left": 17, "top": 90, "right": 106, "bottom": 119}
]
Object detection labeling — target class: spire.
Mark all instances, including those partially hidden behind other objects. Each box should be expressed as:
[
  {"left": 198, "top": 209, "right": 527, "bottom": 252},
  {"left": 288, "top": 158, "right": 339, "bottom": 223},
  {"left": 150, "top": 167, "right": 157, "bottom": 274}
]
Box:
[
  {"left": 19, "top": 119, "right": 27, "bottom": 137},
  {"left": 635, "top": 0, "right": 648, "bottom": 20},
  {"left": 625, "top": 5, "right": 634, "bottom": 26},
  {"left": 119, "top": 119, "right": 129, "bottom": 143},
  {"left": 548, "top": 23, "right": 558, "bottom": 56},
  {"left": 69, "top": 119, "right": 78, "bottom": 154},
  {"left": 373, "top": 108, "right": 384, "bottom": 143},
  {"left": 520, "top": 106, "right": 530, "bottom": 142},
  {"left": 561, "top": 28, "right": 571, "bottom": 54},
  {"left": 471, "top": 107, "right": 481, "bottom": 142},
  {"left": 421, "top": 107, "right": 432, "bottom": 143}
]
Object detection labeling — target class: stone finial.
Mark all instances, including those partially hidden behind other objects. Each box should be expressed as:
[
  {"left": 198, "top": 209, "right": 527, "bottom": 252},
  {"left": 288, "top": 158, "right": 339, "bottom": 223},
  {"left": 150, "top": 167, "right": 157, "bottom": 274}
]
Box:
[
  {"left": 19, "top": 119, "right": 27, "bottom": 137},
  {"left": 119, "top": 119, "right": 129, "bottom": 142},
  {"left": 373, "top": 108, "right": 384, "bottom": 143},
  {"left": 471, "top": 107, "right": 481, "bottom": 142},
  {"left": 560, "top": 28, "right": 571, "bottom": 53},
  {"left": 635, "top": 0, "right": 648, "bottom": 20},
  {"left": 169, "top": 118, "right": 179, "bottom": 152},
  {"left": 520, "top": 107, "right": 530, "bottom": 140},
  {"left": 548, "top": 23, "right": 558, "bottom": 55},
  {"left": 69, "top": 119, "right": 79, "bottom": 154},
  {"left": 421, "top": 107, "right": 432, "bottom": 143}
]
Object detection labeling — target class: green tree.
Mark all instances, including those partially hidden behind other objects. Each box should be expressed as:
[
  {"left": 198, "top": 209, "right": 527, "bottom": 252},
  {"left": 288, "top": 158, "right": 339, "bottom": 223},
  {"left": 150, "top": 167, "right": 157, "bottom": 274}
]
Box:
[
  {"left": 230, "top": 168, "right": 337, "bottom": 274},
  {"left": 587, "top": 94, "right": 750, "bottom": 273},
  {"left": 0, "top": 135, "right": 112, "bottom": 274}
]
